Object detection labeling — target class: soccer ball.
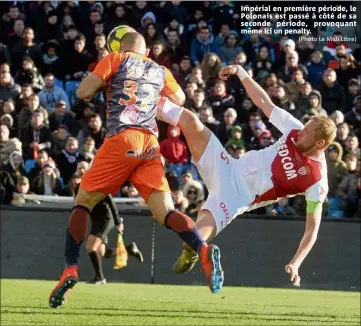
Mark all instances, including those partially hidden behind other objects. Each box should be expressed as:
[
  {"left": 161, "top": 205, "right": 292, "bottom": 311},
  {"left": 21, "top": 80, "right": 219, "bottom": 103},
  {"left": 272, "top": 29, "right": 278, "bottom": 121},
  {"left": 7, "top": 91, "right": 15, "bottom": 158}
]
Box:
[{"left": 107, "top": 25, "right": 136, "bottom": 53}]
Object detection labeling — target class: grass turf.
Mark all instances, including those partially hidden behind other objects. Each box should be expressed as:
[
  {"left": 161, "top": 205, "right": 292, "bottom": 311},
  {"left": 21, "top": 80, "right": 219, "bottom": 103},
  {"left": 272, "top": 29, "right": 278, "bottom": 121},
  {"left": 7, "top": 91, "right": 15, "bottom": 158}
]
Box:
[{"left": 0, "top": 279, "right": 360, "bottom": 325}]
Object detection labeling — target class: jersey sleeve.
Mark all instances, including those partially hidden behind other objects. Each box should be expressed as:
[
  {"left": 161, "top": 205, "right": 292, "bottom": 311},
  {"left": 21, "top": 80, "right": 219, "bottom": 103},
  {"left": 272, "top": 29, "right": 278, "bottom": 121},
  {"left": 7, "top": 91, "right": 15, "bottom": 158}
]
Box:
[
  {"left": 269, "top": 106, "right": 304, "bottom": 135},
  {"left": 304, "top": 175, "right": 328, "bottom": 203},
  {"left": 92, "top": 52, "right": 125, "bottom": 81},
  {"left": 161, "top": 67, "right": 181, "bottom": 97}
]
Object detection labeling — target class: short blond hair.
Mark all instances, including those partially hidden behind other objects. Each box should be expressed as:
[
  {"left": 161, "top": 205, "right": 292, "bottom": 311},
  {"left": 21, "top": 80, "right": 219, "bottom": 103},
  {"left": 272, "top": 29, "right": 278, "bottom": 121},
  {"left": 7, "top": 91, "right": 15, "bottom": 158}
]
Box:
[{"left": 311, "top": 115, "right": 336, "bottom": 146}]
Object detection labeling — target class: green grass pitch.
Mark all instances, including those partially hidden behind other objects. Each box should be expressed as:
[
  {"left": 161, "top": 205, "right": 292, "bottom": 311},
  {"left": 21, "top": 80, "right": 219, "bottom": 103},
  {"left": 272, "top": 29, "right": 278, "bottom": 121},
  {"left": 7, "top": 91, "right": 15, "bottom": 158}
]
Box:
[{"left": 1, "top": 279, "right": 360, "bottom": 325}]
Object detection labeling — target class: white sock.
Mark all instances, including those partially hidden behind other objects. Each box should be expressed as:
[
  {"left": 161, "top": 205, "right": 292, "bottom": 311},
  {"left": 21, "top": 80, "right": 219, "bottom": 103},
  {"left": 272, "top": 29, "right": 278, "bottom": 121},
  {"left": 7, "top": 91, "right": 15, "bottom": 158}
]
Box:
[{"left": 156, "top": 98, "right": 184, "bottom": 127}]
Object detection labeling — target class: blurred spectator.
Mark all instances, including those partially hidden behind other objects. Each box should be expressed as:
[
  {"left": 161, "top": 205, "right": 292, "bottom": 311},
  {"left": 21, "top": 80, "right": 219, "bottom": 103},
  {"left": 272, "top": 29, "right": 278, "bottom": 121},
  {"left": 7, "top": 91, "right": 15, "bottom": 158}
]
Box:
[
  {"left": 31, "top": 160, "right": 62, "bottom": 196},
  {"left": 185, "top": 184, "right": 204, "bottom": 215},
  {"left": 160, "top": 126, "right": 189, "bottom": 179},
  {"left": 60, "top": 172, "right": 82, "bottom": 197},
  {"left": 208, "top": 80, "right": 235, "bottom": 121},
  {"left": 149, "top": 41, "right": 171, "bottom": 69},
  {"left": 5, "top": 18, "right": 25, "bottom": 50},
  {"left": 278, "top": 51, "right": 308, "bottom": 83},
  {"left": 40, "top": 41, "right": 62, "bottom": 78},
  {"left": 326, "top": 143, "right": 348, "bottom": 197},
  {"left": 63, "top": 35, "right": 91, "bottom": 81},
  {"left": 286, "top": 68, "right": 306, "bottom": 102},
  {"left": 0, "top": 124, "right": 21, "bottom": 165},
  {"left": 336, "top": 122, "right": 350, "bottom": 150},
  {"left": 274, "top": 37, "right": 295, "bottom": 70},
  {"left": 174, "top": 56, "right": 192, "bottom": 87},
  {"left": 199, "top": 107, "right": 219, "bottom": 133},
  {"left": 336, "top": 155, "right": 360, "bottom": 217},
  {"left": 38, "top": 73, "right": 70, "bottom": 112},
  {"left": 186, "top": 67, "right": 205, "bottom": 89},
  {"left": 271, "top": 84, "right": 296, "bottom": 116},
  {"left": 242, "top": 33, "right": 267, "bottom": 63},
  {"left": 344, "top": 133, "right": 360, "bottom": 160},
  {"left": 76, "top": 161, "right": 90, "bottom": 178},
  {"left": 295, "top": 82, "right": 312, "bottom": 117},
  {"left": 200, "top": 52, "right": 222, "bottom": 89},
  {"left": 0, "top": 71, "right": 21, "bottom": 104},
  {"left": 18, "top": 94, "right": 47, "bottom": 129},
  {"left": 19, "top": 109, "right": 52, "bottom": 160},
  {"left": 190, "top": 26, "right": 220, "bottom": 66},
  {"left": 225, "top": 125, "right": 245, "bottom": 149},
  {"left": 255, "top": 130, "right": 274, "bottom": 150},
  {"left": 267, "top": 198, "right": 298, "bottom": 216},
  {"left": 0, "top": 113, "right": 17, "bottom": 138},
  {"left": 306, "top": 50, "right": 327, "bottom": 87},
  {"left": 346, "top": 79, "right": 360, "bottom": 111},
  {"left": 79, "top": 137, "right": 95, "bottom": 163},
  {"left": 165, "top": 29, "right": 183, "bottom": 71},
  {"left": 143, "top": 23, "right": 163, "bottom": 48},
  {"left": 189, "top": 88, "right": 209, "bottom": 114},
  {"left": 344, "top": 95, "right": 361, "bottom": 131},
  {"left": 2, "top": 150, "right": 26, "bottom": 184},
  {"left": 15, "top": 57, "right": 44, "bottom": 92},
  {"left": 38, "top": 10, "right": 62, "bottom": 44},
  {"left": 55, "top": 137, "right": 81, "bottom": 184},
  {"left": 48, "top": 100, "right": 77, "bottom": 135},
  {"left": 0, "top": 164, "right": 15, "bottom": 205},
  {"left": 140, "top": 11, "right": 157, "bottom": 32},
  {"left": 28, "top": 149, "right": 51, "bottom": 181},
  {"left": 243, "top": 112, "right": 267, "bottom": 150},
  {"left": 317, "top": 69, "right": 346, "bottom": 114},
  {"left": 77, "top": 113, "right": 106, "bottom": 149},
  {"left": 335, "top": 54, "right": 359, "bottom": 92},
  {"left": 16, "top": 83, "right": 34, "bottom": 113},
  {"left": 220, "top": 31, "right": 242, "bottom": 66},
  {"left": 163, "top": 1, "right": 188, "bottom": 27},
  {"left": 164, "top": 17, "right": 184, "bottom": 38},
  {"left": 51, "top": 125, "right": 70, "bottom": 157},
  {"left": 323, "top": 31, "right": 352, "bottom": 61},
  {"left": 296, "top": 35, "right": 315, "bottom": 63},
  {"left": 172, "top": 188, "right": 189, "bottom": 213},
  {"left": 11, "top": 27, "right": 42, "bottom": 73},
  {"left": 11, "top": 176, "right": 39, "bottom": 206},
  {"left": 215, "top": 108, "right": 239, "bottom": 146},
  {"left": 306, "top": 90, "right": 327, "bottom": 117},
  {"left": 251, "top": 46, "right": 273, "bottom": 81},
  {"left": 330, "top": 110, "right": 345, "bottom": 127}
]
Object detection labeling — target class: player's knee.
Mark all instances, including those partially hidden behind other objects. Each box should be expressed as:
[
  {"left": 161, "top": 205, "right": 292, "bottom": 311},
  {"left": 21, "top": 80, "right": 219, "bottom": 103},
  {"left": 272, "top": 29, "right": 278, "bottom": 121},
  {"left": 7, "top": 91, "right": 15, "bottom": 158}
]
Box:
[{"left": 74, "top": 187, "right": 104, "bottom": 210}]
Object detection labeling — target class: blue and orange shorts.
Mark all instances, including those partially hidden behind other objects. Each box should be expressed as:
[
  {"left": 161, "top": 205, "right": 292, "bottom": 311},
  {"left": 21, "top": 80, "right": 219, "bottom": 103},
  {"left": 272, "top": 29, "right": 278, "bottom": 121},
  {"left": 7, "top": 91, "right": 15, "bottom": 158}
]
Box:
[{"left": 81, "top": 128, "right": 170, "bottom": 201}]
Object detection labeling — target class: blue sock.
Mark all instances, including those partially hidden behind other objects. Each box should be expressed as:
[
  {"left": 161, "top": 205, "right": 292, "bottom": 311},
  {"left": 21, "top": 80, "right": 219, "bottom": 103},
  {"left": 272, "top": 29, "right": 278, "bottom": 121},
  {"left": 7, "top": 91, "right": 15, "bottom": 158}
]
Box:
[
  {"left": 65, "top": 205, "right": 90, "bottom": 267},
  {"left": 164, "top": 209, "right": 206, "bottom": 253}
]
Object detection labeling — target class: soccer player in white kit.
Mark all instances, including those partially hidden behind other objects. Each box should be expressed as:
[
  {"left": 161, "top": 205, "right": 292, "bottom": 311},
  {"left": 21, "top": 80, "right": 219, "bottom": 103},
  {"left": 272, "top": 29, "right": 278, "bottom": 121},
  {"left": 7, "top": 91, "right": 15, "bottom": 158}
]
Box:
[{"left": 156, "top": 64, "right": 337, "bottom": 287}]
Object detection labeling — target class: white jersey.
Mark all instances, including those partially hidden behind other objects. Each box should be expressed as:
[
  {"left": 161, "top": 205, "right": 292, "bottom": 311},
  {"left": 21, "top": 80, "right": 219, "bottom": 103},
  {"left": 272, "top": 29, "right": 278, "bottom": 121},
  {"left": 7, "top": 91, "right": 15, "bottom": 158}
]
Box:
[{"left": 196, "top": 106, "right": 328, "bottom": 234}]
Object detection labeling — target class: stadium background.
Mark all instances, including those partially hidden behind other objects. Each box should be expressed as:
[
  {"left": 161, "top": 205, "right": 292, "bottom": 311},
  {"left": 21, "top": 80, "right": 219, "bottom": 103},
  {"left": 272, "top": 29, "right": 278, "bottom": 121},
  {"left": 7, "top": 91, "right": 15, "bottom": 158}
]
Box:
[{"left": 0, "top": 0, "right": 360, "bottom": 292}]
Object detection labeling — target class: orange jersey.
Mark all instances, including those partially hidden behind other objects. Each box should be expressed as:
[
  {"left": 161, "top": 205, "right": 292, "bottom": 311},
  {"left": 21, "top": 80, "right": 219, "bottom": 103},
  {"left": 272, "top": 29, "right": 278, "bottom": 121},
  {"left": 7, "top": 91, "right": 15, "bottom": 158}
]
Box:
[{"left": 93, "top": 51, "right": 180, "bottom": 138}]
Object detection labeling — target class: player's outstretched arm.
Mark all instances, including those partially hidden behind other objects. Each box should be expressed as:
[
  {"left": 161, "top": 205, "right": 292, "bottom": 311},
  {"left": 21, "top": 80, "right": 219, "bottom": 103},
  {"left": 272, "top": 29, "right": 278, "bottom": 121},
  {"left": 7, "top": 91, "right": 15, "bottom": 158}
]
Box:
[
  {"left": 285, "top": 201, "right": 322, "bottom": 287},
  {"left": 219, "top": 65, "right": 275, "bottom": 118}
]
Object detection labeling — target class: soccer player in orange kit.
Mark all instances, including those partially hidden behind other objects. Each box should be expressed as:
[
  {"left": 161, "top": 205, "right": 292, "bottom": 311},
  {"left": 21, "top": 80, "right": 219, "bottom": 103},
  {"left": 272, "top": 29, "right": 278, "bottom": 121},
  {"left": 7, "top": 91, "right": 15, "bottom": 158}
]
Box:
[{"left": 49, "top": 33, "right": 224, "bottom": 308}]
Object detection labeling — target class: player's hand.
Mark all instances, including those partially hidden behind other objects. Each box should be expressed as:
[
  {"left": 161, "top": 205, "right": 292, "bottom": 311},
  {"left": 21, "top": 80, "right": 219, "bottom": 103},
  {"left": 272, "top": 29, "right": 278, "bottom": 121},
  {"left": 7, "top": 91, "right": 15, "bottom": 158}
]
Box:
[
  {"left": 116, "top": 223, "right": 124, "bottom": 235},
  {"left": 219, "top": 65, "right": 238, "bottom": 80},
  {"left": 285, "top": 263, "right": 301, "bottom": 287}
]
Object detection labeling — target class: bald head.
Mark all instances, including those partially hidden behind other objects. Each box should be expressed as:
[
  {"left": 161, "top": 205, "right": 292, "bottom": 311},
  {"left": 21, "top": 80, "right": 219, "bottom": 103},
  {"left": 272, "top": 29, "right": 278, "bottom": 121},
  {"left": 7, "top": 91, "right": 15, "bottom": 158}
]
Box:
[{"left": 120, "top": 32, "right": 147, "bottom": 55}]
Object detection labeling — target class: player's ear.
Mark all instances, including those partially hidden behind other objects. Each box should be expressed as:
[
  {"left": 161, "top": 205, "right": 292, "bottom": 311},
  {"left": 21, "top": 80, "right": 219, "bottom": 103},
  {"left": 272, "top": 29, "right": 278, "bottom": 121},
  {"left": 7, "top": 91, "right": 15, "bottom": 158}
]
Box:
[{"left": 145, "top": 48, "right": 150, "bottom": 57}]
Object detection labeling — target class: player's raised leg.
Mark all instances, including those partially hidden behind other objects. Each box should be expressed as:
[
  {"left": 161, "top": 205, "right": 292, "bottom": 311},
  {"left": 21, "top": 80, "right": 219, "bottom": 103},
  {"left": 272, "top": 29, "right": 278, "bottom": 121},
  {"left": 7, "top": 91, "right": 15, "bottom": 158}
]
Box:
[
  {"left": 129, "top": 133, "right": 223, "bottom": 293},
  {"left": 157, "top": 98, "right": 224, "bottom": 274}
]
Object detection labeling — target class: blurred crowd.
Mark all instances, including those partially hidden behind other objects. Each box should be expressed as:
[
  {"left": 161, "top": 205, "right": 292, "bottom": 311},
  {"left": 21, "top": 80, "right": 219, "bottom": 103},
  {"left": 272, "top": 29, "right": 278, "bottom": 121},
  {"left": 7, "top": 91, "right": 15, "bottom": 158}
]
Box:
[{"left": 0, "top": 1, "right": 360, "bottom": 218}]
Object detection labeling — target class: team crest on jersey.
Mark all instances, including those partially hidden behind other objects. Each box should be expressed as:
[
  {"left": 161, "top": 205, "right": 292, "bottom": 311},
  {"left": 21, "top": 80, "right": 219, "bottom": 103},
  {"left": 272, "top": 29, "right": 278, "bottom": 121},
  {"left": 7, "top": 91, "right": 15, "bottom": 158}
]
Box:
[{"left": 298, "top": 166, "right": 310, "bottom": 176}]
